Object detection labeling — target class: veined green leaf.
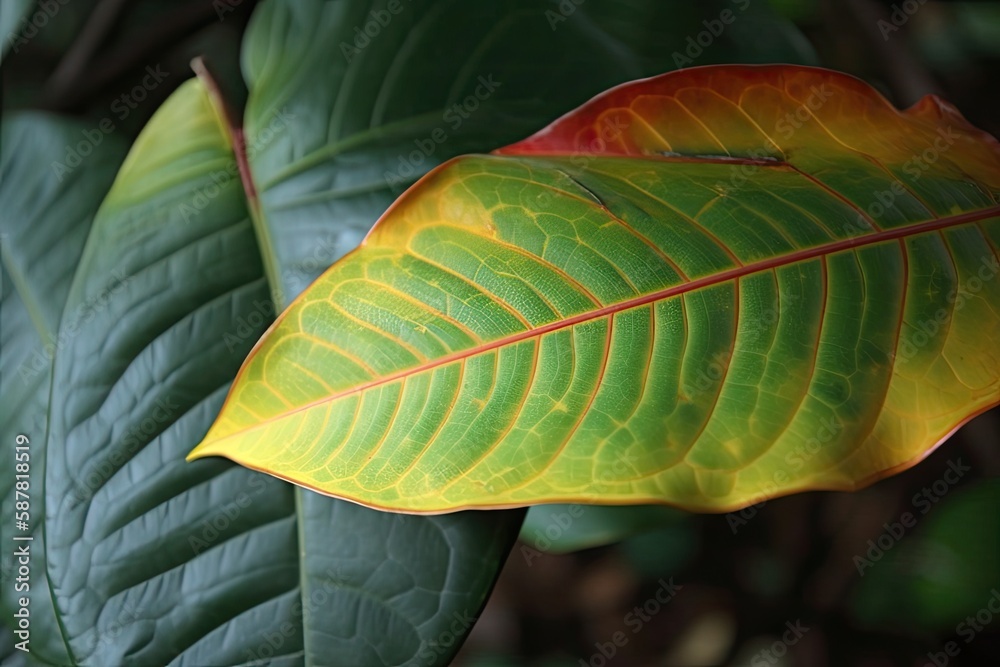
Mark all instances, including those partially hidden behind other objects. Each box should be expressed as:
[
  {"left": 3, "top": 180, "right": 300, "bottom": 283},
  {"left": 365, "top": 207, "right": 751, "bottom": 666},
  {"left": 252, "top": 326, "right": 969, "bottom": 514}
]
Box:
[
  {"left": 191, "top": 65, "right": 1000, "bottom": 514},
  {"left": 227, "top": 1, "right": 815, "bottom": 662},
  {"left": 1, "top": 625, "right": 32, "bottom": 667},
  {"left": 1, "top": 113, "right": 127, "bottom": 665},
  {"left": 33, "top": 77, "right": 308, "bottom": 666}
]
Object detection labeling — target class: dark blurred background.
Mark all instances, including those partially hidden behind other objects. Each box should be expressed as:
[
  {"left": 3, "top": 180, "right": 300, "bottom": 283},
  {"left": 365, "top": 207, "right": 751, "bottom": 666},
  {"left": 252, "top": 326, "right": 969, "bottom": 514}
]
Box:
[{"left": 2, "top": 0, "right": 999, "bottom": 665}]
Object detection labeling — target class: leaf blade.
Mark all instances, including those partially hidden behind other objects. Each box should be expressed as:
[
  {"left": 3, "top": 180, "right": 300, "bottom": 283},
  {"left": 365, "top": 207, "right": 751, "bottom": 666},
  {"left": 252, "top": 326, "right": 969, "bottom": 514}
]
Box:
[
  {"left": 0, "top": 112, "right": 128, "bottom": 665},
  {"left": 223, "top": 1, "right": 804, "bottom": 662},
  {"left": 192, "top": 65, "right": 1000, "bottom": 514},
  {"left": 38, "top": 78, "right": 309, "bottom": 666}
]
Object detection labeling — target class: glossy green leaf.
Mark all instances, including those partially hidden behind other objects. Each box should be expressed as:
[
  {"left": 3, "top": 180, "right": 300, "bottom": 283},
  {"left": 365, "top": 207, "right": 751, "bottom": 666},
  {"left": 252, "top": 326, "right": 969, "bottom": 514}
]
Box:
[
  {"left": 521, "top": 504, "right": 683, "bottom": 554},
  {"left": 192, "top": 65, "right": 1000, "bottom": 514},
  {"left": 1, "top": 625, "right": 30, "bottom": 667},
  {"left": 35, "top": 78, "right": 308, "bottom": 666},
  {"left": 1, "top": 113, "right": 127, "bottom": 666}
]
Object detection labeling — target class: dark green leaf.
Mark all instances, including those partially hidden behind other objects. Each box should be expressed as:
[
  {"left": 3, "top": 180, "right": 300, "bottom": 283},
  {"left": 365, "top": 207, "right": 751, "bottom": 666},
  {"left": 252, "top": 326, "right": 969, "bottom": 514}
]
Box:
[{"left": 1, "top": 112, "right": 127, "bottom": 666}]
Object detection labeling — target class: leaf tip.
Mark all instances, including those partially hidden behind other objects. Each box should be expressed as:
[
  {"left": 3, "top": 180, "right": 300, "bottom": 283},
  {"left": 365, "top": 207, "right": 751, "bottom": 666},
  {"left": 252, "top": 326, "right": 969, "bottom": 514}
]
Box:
[{"left": 185, "top": 440, "right": 213, "bottom": 463}]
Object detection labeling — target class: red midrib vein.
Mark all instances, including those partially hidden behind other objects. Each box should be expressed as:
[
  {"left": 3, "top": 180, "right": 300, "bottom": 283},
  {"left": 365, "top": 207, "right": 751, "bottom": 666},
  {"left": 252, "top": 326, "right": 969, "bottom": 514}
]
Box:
[{"left": 218, "top": 205, "right": 1000, "bottom": 437}]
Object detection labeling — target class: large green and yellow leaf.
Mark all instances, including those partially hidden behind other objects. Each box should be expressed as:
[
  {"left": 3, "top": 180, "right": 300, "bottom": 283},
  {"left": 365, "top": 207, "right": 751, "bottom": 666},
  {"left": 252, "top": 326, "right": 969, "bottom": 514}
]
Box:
[
  {"left": 191, "top": 65, "right": 1000, "bottom": 514},
  {"left": 229, "top": 3, "right": 817, "bottom": 663}
]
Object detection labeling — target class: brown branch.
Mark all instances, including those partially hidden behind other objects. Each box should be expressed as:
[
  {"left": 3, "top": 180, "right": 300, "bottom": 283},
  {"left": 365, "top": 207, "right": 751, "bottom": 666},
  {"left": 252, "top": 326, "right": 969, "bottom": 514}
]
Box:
[
  {"left": 45, "top": 0, "right": 132, "bottom": 99},
  {"left": 43, "top": 0, "right": 233, "bottom": 112}
]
